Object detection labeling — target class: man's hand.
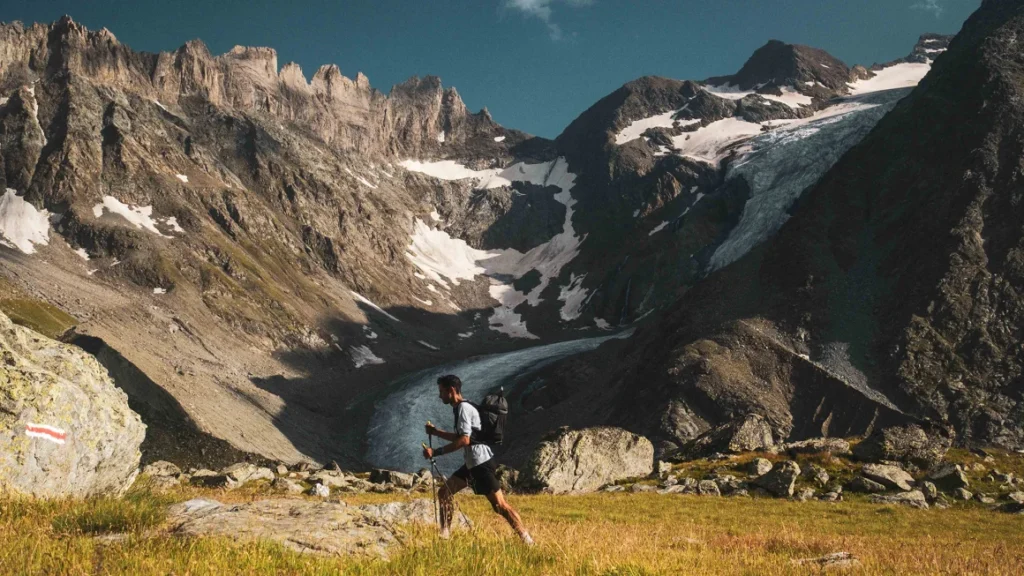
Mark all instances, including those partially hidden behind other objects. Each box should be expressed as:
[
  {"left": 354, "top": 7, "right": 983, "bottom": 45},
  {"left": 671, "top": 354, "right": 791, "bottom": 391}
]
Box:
[
  {"left": 425, "top": 422, "right": 438, "bottom": 437},
  {"left": 422, "top": 444, "right": 434, "bottom": 459}
]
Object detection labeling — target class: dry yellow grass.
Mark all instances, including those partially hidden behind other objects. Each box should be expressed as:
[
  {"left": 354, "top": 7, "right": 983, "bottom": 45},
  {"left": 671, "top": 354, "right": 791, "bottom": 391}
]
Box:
[{"left": 2, "top": 482, "right": 1021, "bottom": 576}]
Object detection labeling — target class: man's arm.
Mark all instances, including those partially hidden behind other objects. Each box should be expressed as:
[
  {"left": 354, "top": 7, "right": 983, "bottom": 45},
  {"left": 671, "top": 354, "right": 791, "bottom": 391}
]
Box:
[
  {"left": 425, "top": 423, "right": 460, "bottom": 442},
  {"left": 429, "top": 434, "right": 470, "bottom": 457}
]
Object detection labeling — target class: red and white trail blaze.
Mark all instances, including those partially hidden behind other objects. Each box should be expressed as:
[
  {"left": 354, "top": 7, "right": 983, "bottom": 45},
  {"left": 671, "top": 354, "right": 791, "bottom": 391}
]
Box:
[{"left": 25, "top": 423, "right": 67, "bottom": 445}]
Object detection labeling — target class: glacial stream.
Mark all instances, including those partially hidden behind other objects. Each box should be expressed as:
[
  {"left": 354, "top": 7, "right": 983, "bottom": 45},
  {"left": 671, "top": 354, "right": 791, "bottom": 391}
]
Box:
[{"left": 365, "top": 331, "right": 632, "bottom": 473}]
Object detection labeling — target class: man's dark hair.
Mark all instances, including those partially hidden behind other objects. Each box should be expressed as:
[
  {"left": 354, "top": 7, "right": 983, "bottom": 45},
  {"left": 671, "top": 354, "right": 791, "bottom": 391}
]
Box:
[{"left": 437, "top": 374, "right": 462, "bottom": 394}]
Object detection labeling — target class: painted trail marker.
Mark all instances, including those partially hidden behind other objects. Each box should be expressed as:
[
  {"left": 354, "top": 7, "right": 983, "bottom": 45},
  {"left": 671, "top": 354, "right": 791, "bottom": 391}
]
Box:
[{"left": 25, "top": 423, "right": 67, "bottom": 445}]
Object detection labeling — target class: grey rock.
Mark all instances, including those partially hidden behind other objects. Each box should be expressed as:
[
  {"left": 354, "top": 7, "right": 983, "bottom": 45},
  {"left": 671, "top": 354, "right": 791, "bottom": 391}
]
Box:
[
  {"left": 222, "top": 463, "right": 275, "bottom": 485},
  {"left": 927, "top": 463, "right": 970, "bottom": 490},
  {"left": 991, "top": 471, "right": 1015, "bottom": 484},
  {"left": 630, "top": 483, "right": 657, "bottom": 493},
  {"left": 1006, "top": 491, "right": 1024, "bottom": 504},
  {"left": 729, "top": 489, "right": 750, "bottom": 498},
  {"left": 697, "top": 480, "right": 721, "bottom": 496},
  {"left": 271, "top": 477, "right": 305, "bottom": 494},
  {"left": 369, "top": 469, "right": 416, "bottom": 489},
  {"left": 974, "top": 493, "right": 995, "bottom": 505},
  {"left": 601, "top": 485, "right": 626, "bottom": 493},
  {"left": 167, "top": 498, "right": 462, "bottom": 558},
  {"left": 953, "top": 487, "right": 973, "bottom": 501},
  {"left": 778, "top": 438, "right": 851, "bottom": 456},
  {"left": 819, "top": 491, "right": 843, "bottom": 502},
  {"left": 0, "top": 312, "right": 145, "bottom": 498},
  {"left": 748, "top": 458, "right": 773, "bottom": 477},
  {"left": 921, "top": 481, "right": 938, "bottom": 501},
  {"left": 861, "top": 463, "right": 915, "bottom": 491},
  {"left": 679, "top": 414, "right": 775, "bottom": 459},
  {"left": 852, "top": 424, "right": 950, "bottom": 468},
  {"left": 275, "top": 464, "right": 289, "bottom": 476},
  {"left": 310, "top": 484, "right": 330, "bottom": 498},
  {"left": 752, "top": 460, "right": 800, "bottom": 497},
  {"left": 656, "top": 460, "right": 673, "bottom": 479},
  {"left": 523, "top": 427, "right": 654, "bottom": 494},
  {"left": 847, "top": 476, "right": 887, "bottom": 493},
  {"left": 308, "top": 470, "right": 350, "bottom": 489},
  {"left": 795, "top": 488, "right": 816, "bottom": 502},
  {"left": 357, "top": 499, "right": 470, "bottom": 528},
  {"left": 870, "top": 490, "right": 929, "bottom": 509},
  {"left": 711, "top": 474, "right": 745, "bottom": 494},
  {"left": 803, "top": 463, "right": 830, "bottom": 486},
  {"left": 494, "top": 464, "right": 520, "bottom": 493},
  {"left": 189, "top": 470, "right": 238, "bottom": 489},
  {"left": 142, "top": 461, "right": 182, "bottom": 478}
]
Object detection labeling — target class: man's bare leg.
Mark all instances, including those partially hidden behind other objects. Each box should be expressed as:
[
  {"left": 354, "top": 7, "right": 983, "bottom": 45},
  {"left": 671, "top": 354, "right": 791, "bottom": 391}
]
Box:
[
  {"left": 438, "top": 475, "right": 468, "bottom": 538},
  {"left": 486, "top": 489, "right": 533, "bottom": 545}
]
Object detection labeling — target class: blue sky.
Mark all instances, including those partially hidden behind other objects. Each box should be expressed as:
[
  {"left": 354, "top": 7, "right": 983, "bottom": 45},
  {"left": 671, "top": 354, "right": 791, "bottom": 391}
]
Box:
[{"left": 3, "top": 0, "right": 979, "bottom": 138}]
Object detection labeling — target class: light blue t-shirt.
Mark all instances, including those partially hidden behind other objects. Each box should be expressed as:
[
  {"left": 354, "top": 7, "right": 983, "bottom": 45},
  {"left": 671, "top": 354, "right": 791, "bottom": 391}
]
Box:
[{"left": 455, "top": 402, "right": 493, "bottom": 469}]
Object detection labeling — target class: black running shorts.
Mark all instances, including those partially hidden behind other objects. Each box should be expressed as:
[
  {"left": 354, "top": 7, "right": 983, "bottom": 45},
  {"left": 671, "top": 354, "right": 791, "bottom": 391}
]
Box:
[{"left": 452, "top": 459, "right": 501, "bottom": 495}]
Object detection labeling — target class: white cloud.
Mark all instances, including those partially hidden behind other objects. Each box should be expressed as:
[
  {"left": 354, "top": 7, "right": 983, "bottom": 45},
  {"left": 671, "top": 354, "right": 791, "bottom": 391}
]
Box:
[
  {"left": 505, "top": 0, "right": 593, "bottom": 40},
  {"left": 911, "top": 0, "right": 944, "bottom": 17}
]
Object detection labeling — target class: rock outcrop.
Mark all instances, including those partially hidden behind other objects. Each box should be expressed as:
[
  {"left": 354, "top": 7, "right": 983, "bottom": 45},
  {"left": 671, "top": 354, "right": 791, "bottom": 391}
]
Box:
[
  {"left": 0, "top": 311, "right": 145, "bottom": 498},
  {"left": 522, "top": 427, "right": 654, "bottom": 493},
  {"left": 166, "top": 498, "right": 467, "bottom": 557}
]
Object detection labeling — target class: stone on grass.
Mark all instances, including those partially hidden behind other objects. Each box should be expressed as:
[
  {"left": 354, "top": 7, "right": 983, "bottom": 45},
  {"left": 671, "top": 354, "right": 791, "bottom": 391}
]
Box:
[
  {"left": 698, "top": 480, "right": 721, "bottom": 496},
  {"left": 752, "top": 461, "right": 800, "bottom": 497},
  {"left": 748, "top": 458, "right": 773, "bottom": 477},
  {"left": 369, "top": 469, "right": 415, "bottom": 489},
  {"left": 795, "top": 488, "right": 816, "bottom": 502},
  {"left": 222, "top": 463, "right": 275, "bottom": 486},
  {"left": 778, "top": 438, "right": 851, "bottom": 456},
  {"left": 523, "top": 427, "right": 654, "bottom": 494},
  {"left": 870, "top": 490, "right": 929, "bottom": 509},
  {"left": 852, "top": 424, "right": 950, "bottom": 468},
  {"left": 954, "top": 487, "right": 973, "bottom": 501},
  {"left": 921, "top": 481, "right": 938, "bottom": 501},
  {"left": 927, "top": 463, "right": 969, "bottom": 490},
  {"left": 803, "top": 463, "right": 830, "bottom": 486},
  {"left": 793, "top": 552, "right": 860, "bottom": 569},
  {"left": 310, "top": 484, "right": 330, "bottom": 498},
  {"left": 679, "top": 414, "right": 775, "bottom": 459},
  {"left": 847, "top": 476, "right": 887, "bottom": 493},
  {"left": 142, "top": 461, "right": 182, "bottom": 478},
  {"left": 272, "top": 477, "right": 305, "bottom": 494},
  {"left": 861, "top": 464, "right": 914, "bottom": 491}
]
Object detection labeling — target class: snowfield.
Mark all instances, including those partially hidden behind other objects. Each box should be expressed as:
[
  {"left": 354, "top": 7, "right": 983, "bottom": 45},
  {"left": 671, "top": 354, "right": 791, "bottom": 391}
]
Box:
[
  {"left": 848, "top": 62, "right": 932, "bottom": 96},
  {"left": 92, "top": 196, "right": 171, "bottom": 238},
  {"left": 0, "top": 188, "right": 51, "bottom": 254},
  {"left": 403, "top": 158, "right": 583, "bottom": 338},
  {"left": 615, "top": 109, "right": 701, "bottom": 145}
]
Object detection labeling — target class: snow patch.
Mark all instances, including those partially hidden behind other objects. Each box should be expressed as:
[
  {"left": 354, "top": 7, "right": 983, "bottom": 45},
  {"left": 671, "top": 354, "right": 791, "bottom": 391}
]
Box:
[
  {"left": 458, "top": 331, "right": 474, "bottom": 339},
  {"left": 351, "top": 291, "right": 402, "bottom": 323},
  {"left": 92, "top": 196, "right": 171, "bottom": 238},
  {"left": 0, "top": 189, "right": 51, "bottom": 254},
  {"left": 494, "top": 136, "right": 506, "bottom": 142},
  {"left": 848, "top": 62, "right": 931, "bottom": 96},
  {"left": 153, "top": 288, "right": 167, "bottom": 295},
  {"left": 415, "top": 297, "right": 433, "bottom": 306},
  {"left": 558, "top": 273, "right": 589, "bottom": 321},
  {"left": 633, "top": 209, "right": 641, "bottom": 218},
  {"left": 350, "top": 345, "right": 385, "bottom": 368},
  {"left": 615, "top": 109, "right": 701, "bottom": 145},
  {"left": 704, "top": 84, "right": 812, "bottom": 109},
  {"left": 418, "top": 340, "right": 440, "bottom": 351},
  {"left": 74, "top": 248, "right": 90, "bottom": 260},
  {"left": 594, "top": 318, "right": 611, "bottom": 330},
  {"left": 429, "top": 210, "right": 442, "bottom": 223},
  {"left": 648, "top": 221, "right": 669, "bottom": 236},
  {"left": 437, "top": 131, "right": 446, "bottom": 143},
  {"left": 670, "top": 117, "right": 765, "bottom": 165},
  {"left": 175, "top": 174, "right": 189, "bottom": 183},
  {"left": 363, "top": 326, "right": 378, "bottom": 340},
  {"left": 164, "top": 217, "right": 185, "bottom": 233}
]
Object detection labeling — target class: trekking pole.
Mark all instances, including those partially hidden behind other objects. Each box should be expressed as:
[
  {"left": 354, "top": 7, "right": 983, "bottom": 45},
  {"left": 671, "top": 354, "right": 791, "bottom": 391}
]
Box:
[
  {"left": 422, "top": 442, "right": 470, "bottom": 531},
  {"left": 427, "top": 421, "right": 438, "bottom": 527}
]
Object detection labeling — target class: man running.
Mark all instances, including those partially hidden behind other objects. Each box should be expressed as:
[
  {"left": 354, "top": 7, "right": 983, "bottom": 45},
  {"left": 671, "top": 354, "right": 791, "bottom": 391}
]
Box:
[{"left": 422, "top": 374, "right": 534, "bottom": 544}]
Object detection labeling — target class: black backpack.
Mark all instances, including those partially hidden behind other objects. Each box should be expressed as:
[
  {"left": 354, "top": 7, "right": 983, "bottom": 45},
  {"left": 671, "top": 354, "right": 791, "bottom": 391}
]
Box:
[{"left": 455, "top": 389, "right": 508, "bottom": 447}]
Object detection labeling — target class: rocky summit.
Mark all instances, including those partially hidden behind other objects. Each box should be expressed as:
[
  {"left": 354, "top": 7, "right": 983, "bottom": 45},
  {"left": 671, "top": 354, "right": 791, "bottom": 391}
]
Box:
[{"left": 0, "top": 0, "right": 1020, "bottom": 484}]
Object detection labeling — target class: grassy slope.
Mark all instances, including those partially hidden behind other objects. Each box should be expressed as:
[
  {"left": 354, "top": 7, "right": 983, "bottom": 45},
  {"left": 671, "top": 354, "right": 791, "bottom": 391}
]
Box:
[
  {"left": 1, "top": 478, "right": 1021, "bottom": 576},
  {"left": 0, "top": 277, "right": 78, "bottom": 339}
]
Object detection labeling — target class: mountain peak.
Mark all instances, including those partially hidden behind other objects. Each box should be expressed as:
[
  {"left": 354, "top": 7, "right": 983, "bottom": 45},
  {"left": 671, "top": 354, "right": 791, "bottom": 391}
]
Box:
[{"left": 709, "top": 40, "right": 850, "bottom": 92}]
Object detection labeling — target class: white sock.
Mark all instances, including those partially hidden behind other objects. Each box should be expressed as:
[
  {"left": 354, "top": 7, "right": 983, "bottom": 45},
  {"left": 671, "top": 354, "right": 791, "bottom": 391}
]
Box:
[
  {"left": 520, "top": 532, "right": 534, "bottom": 545},
  {"left": 439, "top": 528, "right": 451, "bottom": 540}
]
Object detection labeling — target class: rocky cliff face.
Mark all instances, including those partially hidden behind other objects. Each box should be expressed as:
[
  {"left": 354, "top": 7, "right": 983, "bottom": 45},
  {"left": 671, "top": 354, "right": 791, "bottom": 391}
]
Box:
[{"left": 539, "top": 0, "right": 1024, "bottom": 456}]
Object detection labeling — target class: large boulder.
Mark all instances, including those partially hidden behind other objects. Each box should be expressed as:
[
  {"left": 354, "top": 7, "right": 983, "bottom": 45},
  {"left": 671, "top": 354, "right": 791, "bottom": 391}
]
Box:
[
  {"left": 927, "top": 463, "right": 970, "bottom": 490},
  {"left": 678, "top": 414, "right": 775, "bottom": 460},
  {"left": 852, "top": 424, "right": 950, "bottom": 468},
  {"left": 0, "top": 312, "right": 145, "bottom": 498},
  {"left": 870, "top": 490, "right": 930, "bottom": 509},
  {"left": 752, "top": 460, "right": 801, "bottom": 497},
  {"left": 523, "top": 427, "right": 654, "bottom": 493},
  {"left": 222, "top": 463, "right": 275, "bottom": 485},
  {"left": 861, "top": 464, "right": 915, "bottom": 491}
]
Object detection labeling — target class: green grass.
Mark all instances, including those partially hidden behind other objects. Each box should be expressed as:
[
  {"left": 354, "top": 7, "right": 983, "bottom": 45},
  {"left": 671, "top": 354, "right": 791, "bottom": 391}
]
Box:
[
  {"left": 0, "top": 296, "right": 78, "bottom": 339},
  {"left": 2, "top": 478, "right": 1022, "bottom": 575}
]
